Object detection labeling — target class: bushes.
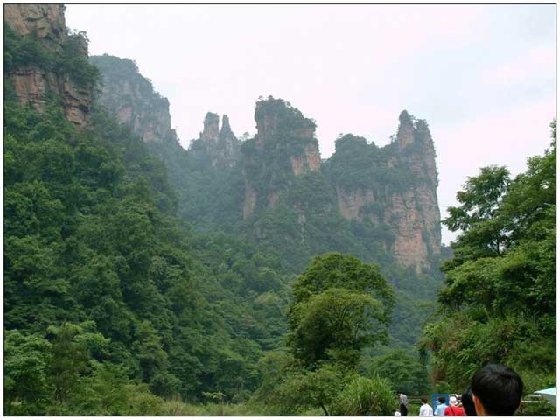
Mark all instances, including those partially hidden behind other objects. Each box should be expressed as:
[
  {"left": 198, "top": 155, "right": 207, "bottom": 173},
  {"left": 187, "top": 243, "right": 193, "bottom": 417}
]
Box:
[{"left": 331, "top": 375, "right": 395, "bottom": 416}]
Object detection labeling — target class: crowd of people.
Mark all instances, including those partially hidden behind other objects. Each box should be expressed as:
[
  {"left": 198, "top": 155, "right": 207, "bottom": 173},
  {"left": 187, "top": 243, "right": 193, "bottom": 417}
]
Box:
[{"left": 394, "top": 363, "right": 523, "bottom": 416}]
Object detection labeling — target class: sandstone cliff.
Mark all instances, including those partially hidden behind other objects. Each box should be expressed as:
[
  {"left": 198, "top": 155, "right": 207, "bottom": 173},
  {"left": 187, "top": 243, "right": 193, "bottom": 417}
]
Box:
[
  {"left": 242, "top": 97, "right": 321, "bottom": 218},
  {"left": 85, "top": 52, "right": 442, "bottom": 274},
  {"left": 89, "top": 55, "right": 179, "bottom": 145},
  {"left": 194, "top": 112, "right": 241, "bottom": 168},
  {"left": 330, "top": 111, "right": 441, "bottom": 273},
  {"left": 3, "top": 3, "right": 66, "bottom": 50},
  {"left": 4, "top": 4, "right": 94, "bottom": 127},
  {"left": 390, "top": 111, "right": 441, "bottom": 272}
]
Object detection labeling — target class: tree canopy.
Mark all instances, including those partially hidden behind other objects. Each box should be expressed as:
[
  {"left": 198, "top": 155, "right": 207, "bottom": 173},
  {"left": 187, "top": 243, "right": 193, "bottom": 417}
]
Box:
[{"left": 421, "top": 122, "right": 556, "bottom": 394}]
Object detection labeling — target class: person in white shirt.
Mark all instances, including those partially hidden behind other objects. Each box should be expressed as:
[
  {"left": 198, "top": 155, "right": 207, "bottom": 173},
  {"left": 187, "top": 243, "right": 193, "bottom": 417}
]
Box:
[{"left": 419, "top": 396, "right": 434, "bottom": 416}]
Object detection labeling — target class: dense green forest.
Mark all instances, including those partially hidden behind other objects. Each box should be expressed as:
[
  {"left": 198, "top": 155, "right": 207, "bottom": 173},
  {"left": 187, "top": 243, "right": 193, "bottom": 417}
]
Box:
[{"left": 3, "top": 12, "right": 556, "bottom": 416}]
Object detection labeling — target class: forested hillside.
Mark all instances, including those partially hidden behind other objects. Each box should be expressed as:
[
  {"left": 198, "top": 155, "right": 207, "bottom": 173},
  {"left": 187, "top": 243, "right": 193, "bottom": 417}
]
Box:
[
  {"left": 4, "top": 4, "right": 555, "bottom": 416},
  {"left": 91, "top": 54, "right": 447, "bottom": 349},
  {"left": 4, "top": 7, "right": 290, "bottom": 414}
]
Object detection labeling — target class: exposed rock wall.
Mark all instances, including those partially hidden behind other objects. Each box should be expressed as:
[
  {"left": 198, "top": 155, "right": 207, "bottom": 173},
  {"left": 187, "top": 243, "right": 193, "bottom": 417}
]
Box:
[
  {"left": 3, "top": 3, "right": 66, "bottom": 49},
  {"left": 333, "top": 110, "right": 441, "bottom": 273},
  {"left": 196, "top": 112, "right": 241, "bottom": 168},
  {"left": 89, "top": 55, "right": 179, "bottom": 145},
  {"left": 242, "top": 98, "right": 321, "bottom": 218},
  {"left": 390, "top": 111, "right": 441, "bottom": 272},
  {"left": 337, "top": 187, "right": 376, "bottom": 221},
  {"left": 4, "top": 4, "right": 93, "bottom": 127}
]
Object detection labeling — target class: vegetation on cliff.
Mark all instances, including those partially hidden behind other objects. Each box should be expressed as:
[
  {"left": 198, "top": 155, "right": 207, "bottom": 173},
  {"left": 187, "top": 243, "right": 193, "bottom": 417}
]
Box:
[
  {"left": 3, "top": 5, "right": 555, "bottom": 416},
  {"left": 4, "top": 24, "right": 99, "bottom": 90}
]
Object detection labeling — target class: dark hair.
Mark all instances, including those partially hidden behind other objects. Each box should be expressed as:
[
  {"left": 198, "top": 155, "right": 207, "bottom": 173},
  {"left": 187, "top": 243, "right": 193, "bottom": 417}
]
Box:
[
  {"left": 438, "top": 396, "right": 445, "bottom": 404},
  {"left": 421, "top": 396, "right": 428, "bottom": 404},
  {"left": 471, "top": 363, "right": 523, "bottom": 415},
  {"left": 461, "top": 386, "right": 477, "bottom": 416}
]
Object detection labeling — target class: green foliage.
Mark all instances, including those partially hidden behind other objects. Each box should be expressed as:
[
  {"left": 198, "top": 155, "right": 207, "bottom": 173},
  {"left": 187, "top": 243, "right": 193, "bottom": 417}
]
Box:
[
  {"left": 4, "top": 24, "right": 99, "bottom": 87},
  {"left": 288, "top": 253, "right": 394, "bottom": 368},
  {"left": 3, "top": 331, "right": 52, "bottom": 415},
  {"left": 422, "top": 123, "right": 556, "bottom": 394},
  {"left": 443, "top": 166, "right": 511, "bottom": 268},
  {"left": 331, "top": 375, "right": 395, "bottom": 416},
  {"left": 3, "top": 91, "right": 290, "bottom": 411},
  {"left": 291, "top": 288, "right": 385, "bottom": 367},
  {"left": 517, "top": 399, "right": 556, "bottom": 416},
  {"left": 365, "top": 348, "right": 430, "bottom": 395},
  {"left": 274, "top": 364, "right": 348, "bottom": 415}
]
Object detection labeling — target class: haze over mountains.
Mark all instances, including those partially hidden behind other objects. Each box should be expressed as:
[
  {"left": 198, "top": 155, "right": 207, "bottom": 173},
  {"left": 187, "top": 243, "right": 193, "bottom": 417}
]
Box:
[{"left": 4, "top": 3, "right": 555, "bottom": 416}]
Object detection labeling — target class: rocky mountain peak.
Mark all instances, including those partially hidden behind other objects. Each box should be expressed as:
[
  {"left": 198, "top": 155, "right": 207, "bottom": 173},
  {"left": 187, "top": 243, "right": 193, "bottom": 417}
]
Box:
[
  {"left": 242, "top": 98, "right": 322, "bottom": 218},
  {"left": 201, "top": 112, "right": 220, "bottom": 142},
  {"left": 254, "top": 97, "right": 317, "bottom": 146},
  {"left": 4, "top": 4, "right": 94, "bottom": 128},
  {"left": 396, "top": 109, "right": 416, "bottom": 147},
  {"left": 194, "top": 112, "right": 240, "bottom": 168},
  {"left": 90, "top": 55, "right": 179, "bottom": 145},
  {"left": 220, "top": 114, "right": 234, "bottom": 137},
  {"left": 330, "top": 110, "right": 441, "bottom": 274}
]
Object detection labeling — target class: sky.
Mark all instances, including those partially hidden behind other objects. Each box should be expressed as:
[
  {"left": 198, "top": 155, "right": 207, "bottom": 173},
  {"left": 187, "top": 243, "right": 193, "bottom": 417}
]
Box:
[{"left": 65, "top": 3, "right": 556, "bottom": 245}]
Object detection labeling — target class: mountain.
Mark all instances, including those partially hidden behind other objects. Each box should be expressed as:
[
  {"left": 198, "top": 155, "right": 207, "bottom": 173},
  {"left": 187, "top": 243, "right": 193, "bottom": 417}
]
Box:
[
  {"left": 4, "top": 4, "right": 290, "bottom": 412},
  {"left": 4, "top": 5, "right": 553, "bottom": 416},
  {"left": 90, "top": 58, "right": 443, "bottom": 275},
  {"left": 89, "top": 54, "right": 180, "bottom": 145},
  {"left": 325, "top": 110, "right": 441, "bottom": 273}
]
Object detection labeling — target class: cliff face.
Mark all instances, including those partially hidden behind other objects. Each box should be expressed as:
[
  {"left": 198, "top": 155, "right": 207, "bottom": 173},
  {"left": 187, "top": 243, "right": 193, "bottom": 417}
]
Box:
[
  {"left": 390, "top": 111, "right": 441, "bottom": 272},
  {"left": 82, "top": 52, "right": 442, "bottom": 273},
  {"left": 242, "top": 98, "right": 321, "bottom": 218},
  {"left": 195, "top": 112, "right": 241, "bottom": 168},
  {"left": 4, "top": 4, "right": 93, "bottom": 127},
  {"left": 89, "top": 55, "right": 179, "bottom": 145},
  {"left": 3, "top": 3, "right": 66, "bottom": 49},
  {"left": 331, "top": 111, "right": 441, "bottom": 273}
]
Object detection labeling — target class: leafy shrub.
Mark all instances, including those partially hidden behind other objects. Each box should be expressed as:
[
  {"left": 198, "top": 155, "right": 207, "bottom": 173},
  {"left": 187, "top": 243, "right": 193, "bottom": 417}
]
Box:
[{"left": 332, "top": 375, "right": 395, "bottom": 416}]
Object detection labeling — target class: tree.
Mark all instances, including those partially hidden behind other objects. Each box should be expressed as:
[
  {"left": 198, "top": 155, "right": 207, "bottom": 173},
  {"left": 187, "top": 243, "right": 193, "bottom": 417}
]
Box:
[
  {"left": 443, "top": 166, "right": 511, "bottom": 269},
  {"left": 274, "top": 363, "right": 348, "bottom": 415},
  {"left": 4, "top": 331, "right": 52, "bottom": 415},
  {"left": 290, "top": 288, "right": 386, "bottom": 367},
  {"left": 422, "top": 122, "right": 556, "bottom": 393},
  {"left": 47, "top": 322, "right": 109, "bottom": 408},
  {"left": 288, "top": 253, "right": 394, "bottom": 368},
  {"left": 366, "top": 348, "right": 430, "bottom": 395}
]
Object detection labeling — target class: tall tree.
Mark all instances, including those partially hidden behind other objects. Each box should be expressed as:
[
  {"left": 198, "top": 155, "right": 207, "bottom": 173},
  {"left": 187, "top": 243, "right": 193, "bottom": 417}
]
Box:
[
  {"left": 421, "top": 121, "right": 556, "bottom": 392},
  {"left": 288, "top": 253, "right": 394, "bottom": 368}
]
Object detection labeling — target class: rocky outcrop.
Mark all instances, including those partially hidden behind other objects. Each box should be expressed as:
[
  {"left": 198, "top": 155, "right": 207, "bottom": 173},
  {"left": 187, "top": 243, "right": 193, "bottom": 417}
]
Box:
[
  {"left": 242, "top": 98, "right": 321, "bottom": 218},
  {"left": 337, "top": 187, "right": 376, "bottom": 221},
  {"left": 389, "top": 111, "right": 441, "bottom": 272},
  {"left": 4, "top": 4, "right": 93, "bottom": 127},
  {"left": 89, "top": 55, "right": 179, "bottom": 145},
  {"left": 253, "top": 98, "right": 320, "bottom": 175},
  {"left": 196, "top": 112, "right": 241, "bottom": 168},
  {"left": 3, "top": 3, "right": 66, "bottom": 50},
  {"left": 200, "top": 112, "right": 220, "bottom": 142},
  {"left": 331, "top": 110, "right": 441, "bottom": 273}
]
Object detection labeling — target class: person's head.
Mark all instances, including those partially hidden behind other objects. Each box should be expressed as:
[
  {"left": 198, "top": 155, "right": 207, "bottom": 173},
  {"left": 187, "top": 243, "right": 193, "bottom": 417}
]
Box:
[
  {"left": 438, "top": 396, "right": 445, "bottom": 404},
  {"left": 471, "top": 363, "right": 523, "bottom": 416},
  {"left": 461, "top": 386, "right": 477, "bottom": 416},
  {"left": 421, "top": 396, "right": 428, "bottom": 404},
  {"left": 449, "top": 396, "right": 458, "bottom": 406}
]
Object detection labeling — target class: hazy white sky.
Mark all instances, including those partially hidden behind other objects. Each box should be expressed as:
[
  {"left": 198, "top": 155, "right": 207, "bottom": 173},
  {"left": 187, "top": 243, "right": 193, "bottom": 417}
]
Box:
[{"left": 65, "top": 3, "right": 556, "bottom": 245}]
